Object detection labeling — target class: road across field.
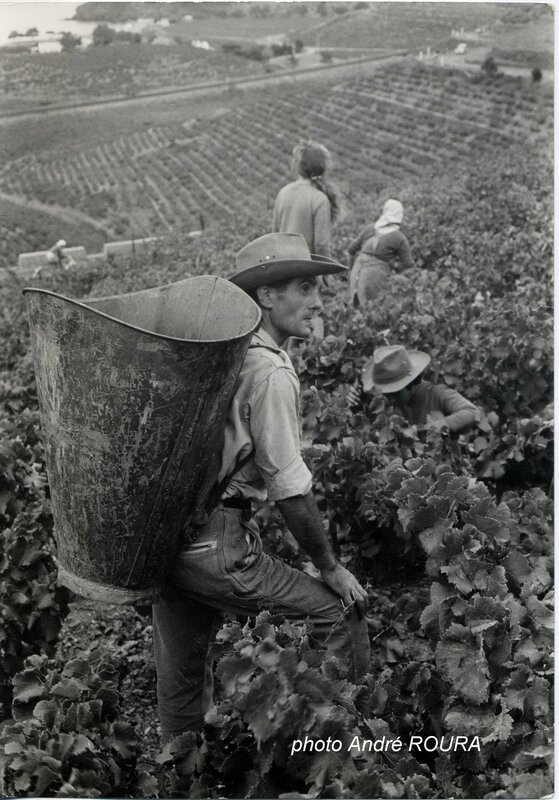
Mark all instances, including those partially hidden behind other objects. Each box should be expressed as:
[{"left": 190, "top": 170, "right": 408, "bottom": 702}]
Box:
[{"left": 0, "top": 51, "right": 409, "bottom": 125}]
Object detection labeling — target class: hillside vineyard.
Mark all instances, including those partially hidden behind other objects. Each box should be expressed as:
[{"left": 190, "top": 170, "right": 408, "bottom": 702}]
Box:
[
  {"left": 0, "top": 8, "right": 553, "bottom": 795},
  {"left": 0, "top": 61, "right": 552, "bottom": 263}
]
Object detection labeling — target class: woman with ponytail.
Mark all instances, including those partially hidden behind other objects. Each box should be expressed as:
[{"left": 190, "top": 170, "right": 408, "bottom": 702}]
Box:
[{"left": 272, "top": 141, "right": 341, "bottom": 258}]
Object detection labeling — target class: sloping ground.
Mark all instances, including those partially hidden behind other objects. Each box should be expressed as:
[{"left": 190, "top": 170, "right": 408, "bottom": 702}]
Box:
[
  {"left": 0, "top": 134, "right": 552, "bottom": 796},
  {"left": 0, "top": 42, "right": 259, "bottom": 110},
  {"left": 303, "top": 3, "right": 506, "bottom": 50},
  {"left": 302, "top": 2, "right": 552, "bottom": 60},
  {"left": 0, "top": 59, "right": 552, "bottom": 267},
  {"left": 489, "top": 16, "right": 554, "bottom": 53},
  {"left": 0, "top": 196, "right": 108, "bottom": 268}
]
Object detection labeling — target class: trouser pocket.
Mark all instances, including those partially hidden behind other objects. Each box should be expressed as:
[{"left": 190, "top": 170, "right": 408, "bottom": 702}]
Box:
[
  {"left": 219, "top": 511, "right": 262, "bottom": 575},
  {"left": 239, "top": 518, "right": 261, "bottom": 567},
  {"left": 186, "top": 539, "right": 217, "bottom": 554}
]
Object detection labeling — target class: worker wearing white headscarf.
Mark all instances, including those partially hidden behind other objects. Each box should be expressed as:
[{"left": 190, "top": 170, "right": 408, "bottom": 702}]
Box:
[
  {"left": 374, "top": 198, "right": 405, "bottom": 233},
  {"left": 347, "top": 198, "right": 414, "bottom": 305}
]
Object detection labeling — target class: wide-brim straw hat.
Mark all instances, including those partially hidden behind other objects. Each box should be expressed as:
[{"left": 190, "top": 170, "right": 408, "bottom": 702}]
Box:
[
  {"left": 362, "top": 345, "right": 431, "bottom": 393},
  {"left": 229, "top": 232, "right": 347, "bottom": 291}
]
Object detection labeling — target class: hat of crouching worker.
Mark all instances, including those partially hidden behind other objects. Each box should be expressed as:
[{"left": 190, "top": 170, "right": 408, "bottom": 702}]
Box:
[
  {"left": 229, "top": 233, "right": 347, "bottom": 291},
  {"left": 362, "top": 345, "right": 431, "bottom": 393}
]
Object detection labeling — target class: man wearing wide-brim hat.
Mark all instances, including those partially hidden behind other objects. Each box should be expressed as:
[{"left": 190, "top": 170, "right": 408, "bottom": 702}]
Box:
[
  {"left": 153, "top": 233, "right": 370, "bottom": 741},
  {"left": 353, "top": 344, "right": 479, "bottom": 434}
]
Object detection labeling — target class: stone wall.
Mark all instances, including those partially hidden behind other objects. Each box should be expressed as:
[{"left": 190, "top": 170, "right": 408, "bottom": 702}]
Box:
[{"left": 16, "top": 236, "right": 164, "bottom": 270}]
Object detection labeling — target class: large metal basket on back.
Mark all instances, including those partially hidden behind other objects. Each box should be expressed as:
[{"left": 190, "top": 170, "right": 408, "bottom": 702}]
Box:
[{"left": 24, "top": 276, "right": 261, "bottom": 605}]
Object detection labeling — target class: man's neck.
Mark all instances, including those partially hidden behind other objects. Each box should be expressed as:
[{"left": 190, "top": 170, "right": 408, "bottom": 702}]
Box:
[{"left": 259, "top": 316, "right": 287, "bottom": 348}]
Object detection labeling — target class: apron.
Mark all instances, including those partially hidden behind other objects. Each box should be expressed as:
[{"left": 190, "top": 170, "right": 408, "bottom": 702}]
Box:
[{"left": 349, "top": 235, "right": 391, "bottom": 305}]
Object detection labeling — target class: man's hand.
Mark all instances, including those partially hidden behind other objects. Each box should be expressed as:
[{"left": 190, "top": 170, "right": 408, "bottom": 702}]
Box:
[
  {"left": 320, "top": 563, "right": 368, "bottom": 619},
  {"left": 347, "top": 385, "right": 363, "bottom": 411},
  {"left": 277, "top": 493, "right": 368, "bottom": 618},
  {"left": 424, "top": 413, "right": 450, "bottom": 434}
]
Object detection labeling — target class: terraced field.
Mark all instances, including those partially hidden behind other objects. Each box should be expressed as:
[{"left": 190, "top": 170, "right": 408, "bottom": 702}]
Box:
[
  {"left": 0, "top": 42, "right": 260, "bottom": 112},
  {"left": 306, "top": 2, "right": 504, "bottom": 50},
  {"left": 0, "top": 60, "right": 552, "bottom": 265}
]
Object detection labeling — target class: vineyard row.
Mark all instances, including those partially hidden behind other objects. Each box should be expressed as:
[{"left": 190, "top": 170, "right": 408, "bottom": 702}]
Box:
[{"left": 0, "top": 61, "right": 552, "bottom": 264}]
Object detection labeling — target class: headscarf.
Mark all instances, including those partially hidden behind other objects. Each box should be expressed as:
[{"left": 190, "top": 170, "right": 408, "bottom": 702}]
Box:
[{"left": 374, "top": 199, "right": 404, "bottom": 234}]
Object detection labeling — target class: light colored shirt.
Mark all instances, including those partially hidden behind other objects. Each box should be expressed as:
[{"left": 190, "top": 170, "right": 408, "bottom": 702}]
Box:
[
  {"left": 272, "top": 178, "right": 332, "bottom": 257},
  {"left": 219, "top": 328, "right": 312, "bottom": 502},
  {"left": 398, "top": 381, "right": 479, "bottom": 433}
]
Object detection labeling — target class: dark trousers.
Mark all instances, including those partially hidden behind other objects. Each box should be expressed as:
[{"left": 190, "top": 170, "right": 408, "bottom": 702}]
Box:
[{"left": 152, "top": 506, "right": 370, "bottom": 739}]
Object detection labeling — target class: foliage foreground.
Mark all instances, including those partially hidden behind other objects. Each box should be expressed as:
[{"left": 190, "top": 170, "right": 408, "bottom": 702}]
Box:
[{"left": 0, "top": 142, "right": 553, "bottom": 798}]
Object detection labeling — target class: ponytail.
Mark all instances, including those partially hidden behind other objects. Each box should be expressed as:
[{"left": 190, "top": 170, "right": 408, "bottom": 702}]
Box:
[{"left": 309, "top": 175, "right": 341, "bottom": 223}]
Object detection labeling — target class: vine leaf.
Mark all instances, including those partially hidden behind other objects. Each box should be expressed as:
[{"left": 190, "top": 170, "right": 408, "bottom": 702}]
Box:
[
  {"left": 12, "top": 669, "right": 46, "bottom": 704},
  {"left": 436, "top": 626, "right": 490, "bottom": 704}
]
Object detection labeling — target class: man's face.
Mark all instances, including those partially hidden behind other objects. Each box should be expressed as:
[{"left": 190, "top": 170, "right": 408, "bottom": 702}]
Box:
[
  {"left": 267, "top": 276, "right": 322, "bottom": 341},
  {"left": 389, "top": 384, "right": 413, "bottom": 405}
]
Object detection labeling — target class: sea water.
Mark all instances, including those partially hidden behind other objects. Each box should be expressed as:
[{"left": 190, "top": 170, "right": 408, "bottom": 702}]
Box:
[{"left": 0, "top": 2, "right": 146, "bottom": 48}]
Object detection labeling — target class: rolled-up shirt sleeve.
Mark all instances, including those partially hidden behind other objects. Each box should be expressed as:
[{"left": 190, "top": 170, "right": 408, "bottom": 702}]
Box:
[
  {"left": 249, "top": 366, "right": 312, "bottom": 502},
  {"left": 435, "top": 386, "right": 479, "bottom": 433}
]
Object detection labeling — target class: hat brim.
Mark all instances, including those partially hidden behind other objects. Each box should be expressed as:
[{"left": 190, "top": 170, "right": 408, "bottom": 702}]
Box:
[
  {"left": 362, "top": 351, "right": 431, "bottom": 393},
  {"left": 229, "top": 254, "right": 347, "bottom": 291}
]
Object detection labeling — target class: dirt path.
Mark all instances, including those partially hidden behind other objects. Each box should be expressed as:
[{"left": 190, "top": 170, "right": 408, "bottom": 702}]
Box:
[
  {"left": 0, "top": 51, "right": 408, "bottom": 125},
  {"left": 0, "top": 190, "right": 116, "bottom": 237}
]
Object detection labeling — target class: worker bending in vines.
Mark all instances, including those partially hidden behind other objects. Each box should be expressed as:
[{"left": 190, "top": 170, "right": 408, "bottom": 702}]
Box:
[{"left": 348, "top": 345, "right": 479, "bottom": 434}]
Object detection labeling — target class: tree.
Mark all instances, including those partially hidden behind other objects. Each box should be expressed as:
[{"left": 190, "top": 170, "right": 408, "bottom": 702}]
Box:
[
  {"left": 531, "top": 66, "right": 542, "bottom": 82},
  {"left": 481, "top": 56, "right": 498, "bottom": 77},
  {"left": 25, "top": 27, "right": 38, "bottom": 36},
  {"left": 92, "top": 23, "right": 115, "bottom": 46},
  {"left": 271, "top": 42, "right": 292, "bottom": 57},
  {"left": 294, "top": 39, "right": 304, "bottom": 53},
  {"left": 60, "top": 31, "right": 82, "bottom": 51}
]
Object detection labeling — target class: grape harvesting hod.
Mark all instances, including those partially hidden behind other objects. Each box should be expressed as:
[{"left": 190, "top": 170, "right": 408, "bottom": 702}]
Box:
[{"left": 23, "top": 276, "right": 260, "bottom": 603}]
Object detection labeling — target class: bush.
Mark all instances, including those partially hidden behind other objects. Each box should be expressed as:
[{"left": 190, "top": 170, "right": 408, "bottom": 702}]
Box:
[
  {"left": 92, "top": 23, "right": 115, "bottom": 46},
  {"left": 271, "top": 43, "right": 292, "bottom": 57},
  {"left": 91, "top": 24, "right": 141, "bottom": 47},
  {"left": 481, "top": 56, "right": 499, "bottom": 77},
  {"left": 60, "top": 31, "right": 81, "bottom": 51},
  {"left": 0, "top": 651, "right": 140, "bottom": 797}
]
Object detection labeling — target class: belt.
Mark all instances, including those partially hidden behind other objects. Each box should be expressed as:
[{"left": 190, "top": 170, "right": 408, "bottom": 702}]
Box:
[{"left": 222, "top": 496, "right": 252, "bottom": 511}]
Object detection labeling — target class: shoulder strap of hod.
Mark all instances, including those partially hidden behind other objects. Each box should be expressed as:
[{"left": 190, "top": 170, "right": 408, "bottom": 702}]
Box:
[
  {"left": 247, "top": 342, "right": 282, "bottom": 355},
  {"left": 185, "top": 444, "right": 253, "bottom": 538},
  {"left": 186, "top": 341, "right": 271, "bottom": 535},
  {"left": 203, "top": 449, "right": 253, "bottom": 514}
]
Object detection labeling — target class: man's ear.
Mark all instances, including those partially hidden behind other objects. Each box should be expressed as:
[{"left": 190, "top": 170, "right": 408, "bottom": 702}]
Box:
[{"left": 256, "top": 285, "right": 274, "bottom": 309}]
